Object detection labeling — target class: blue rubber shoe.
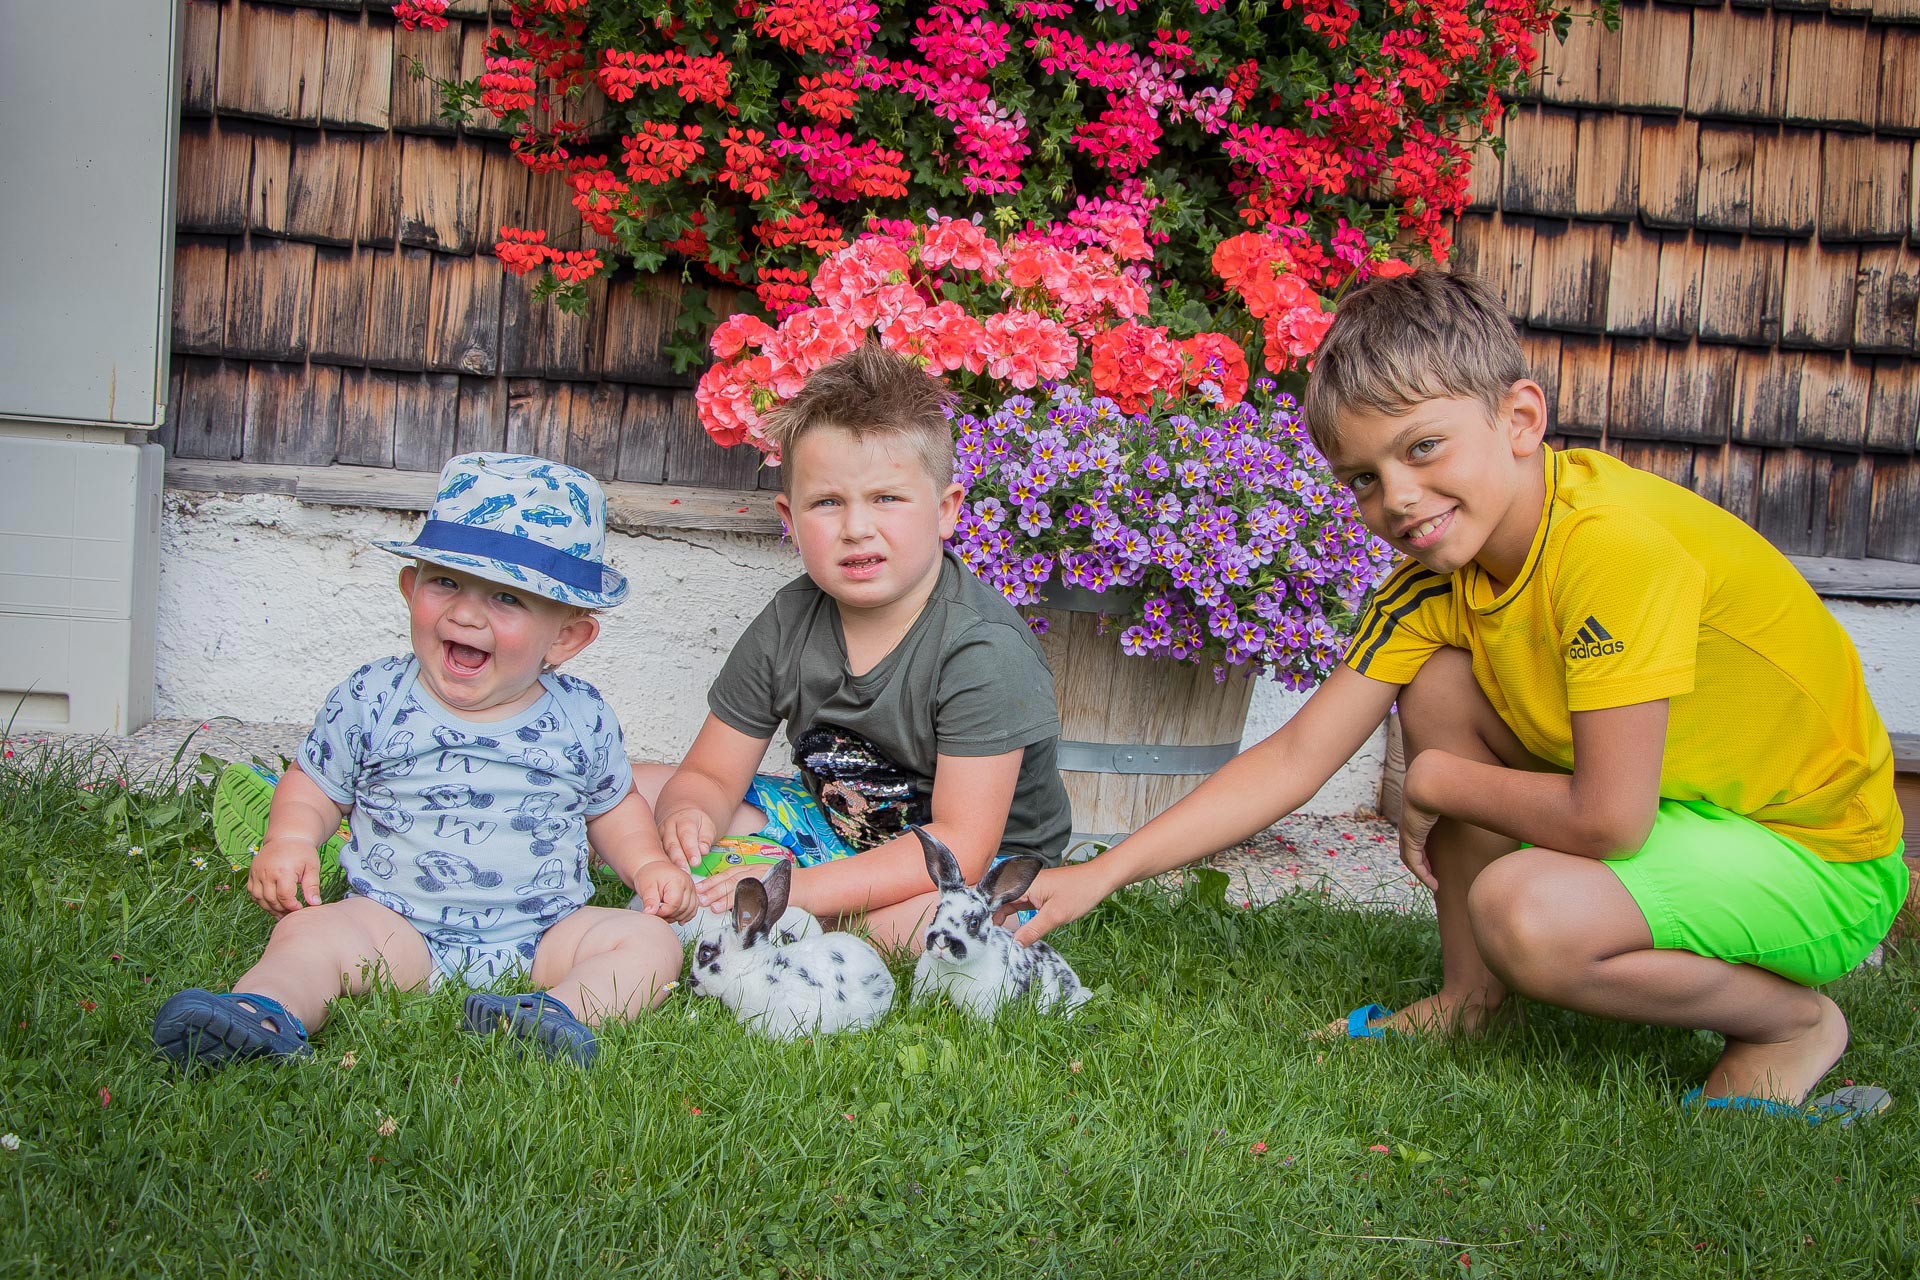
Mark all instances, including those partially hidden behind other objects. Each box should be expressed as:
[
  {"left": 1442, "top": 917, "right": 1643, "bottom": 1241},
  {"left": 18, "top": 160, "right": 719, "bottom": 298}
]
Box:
[
  {"left": 1681, "top": 1085, "right": 1891, "bottom": 1127},
  {"left": 1345, "top": 1002, "right": 1398, "bottom": 1039},
  {"left": 462, "top": 991, "right": 598, "bottom": 1066},
  {"left": 153, "top": 988, "right": 312, "bottom": 1068}
]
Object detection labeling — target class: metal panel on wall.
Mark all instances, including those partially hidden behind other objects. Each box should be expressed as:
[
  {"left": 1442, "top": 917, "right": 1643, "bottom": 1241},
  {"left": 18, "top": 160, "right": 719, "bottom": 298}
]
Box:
[{"left": 0, "top": 0, "right": 181, "bottom": 427}]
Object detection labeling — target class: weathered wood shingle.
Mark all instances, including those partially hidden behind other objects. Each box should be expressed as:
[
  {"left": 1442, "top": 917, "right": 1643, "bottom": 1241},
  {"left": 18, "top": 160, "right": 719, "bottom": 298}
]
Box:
[
  {"left": 1782, "top": 15, "right": 1880, "bottom": 130},
  {"left": 320, "top": 11, "right": 393, "bottom": 131},
  {"left": 216, "top": 2, "right": 326, "bottom": 124}
]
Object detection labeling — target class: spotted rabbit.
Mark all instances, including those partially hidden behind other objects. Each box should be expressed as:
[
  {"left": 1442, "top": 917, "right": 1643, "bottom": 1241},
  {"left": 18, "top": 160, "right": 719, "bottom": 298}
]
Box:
[
  {"left": 910, "top": 827, "right": 1091, "bottom": 1019},
  {"left": 684, "top": 860, "right": 893, "bottom": 1040}
]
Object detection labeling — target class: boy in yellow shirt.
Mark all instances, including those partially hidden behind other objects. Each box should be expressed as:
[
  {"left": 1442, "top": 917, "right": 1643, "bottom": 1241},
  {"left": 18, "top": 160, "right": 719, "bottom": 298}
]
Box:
[{"left": 1016, "top": 269, "right": 1906, "bottom": 1120}]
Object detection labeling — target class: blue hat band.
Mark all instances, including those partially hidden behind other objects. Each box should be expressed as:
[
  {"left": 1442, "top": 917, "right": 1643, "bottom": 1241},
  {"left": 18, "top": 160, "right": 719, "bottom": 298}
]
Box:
[{"left": 410, "top": 519, "right": 605, "bottom": 592}]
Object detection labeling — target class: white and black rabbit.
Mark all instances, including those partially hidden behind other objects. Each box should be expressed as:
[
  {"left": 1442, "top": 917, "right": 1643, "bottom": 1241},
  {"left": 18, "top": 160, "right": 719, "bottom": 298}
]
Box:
[
  {"left": 684, "top": 860, "right": 894, "bottom": 1040},
  {"left": 909, "top": 827, "right": 1091, "bottom": 1019},
  {"left": 655, "top": 897, "right": 822, "bottom": 949}
]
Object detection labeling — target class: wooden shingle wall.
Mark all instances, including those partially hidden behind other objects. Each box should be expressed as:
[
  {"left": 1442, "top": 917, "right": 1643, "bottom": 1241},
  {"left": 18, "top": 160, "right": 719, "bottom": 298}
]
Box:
[
  {"left": 1456, "top": 0, "right": 1920, "bottom": 562},
  {"left": 165, "top": 0, "right": 766, "bottom": 491}
]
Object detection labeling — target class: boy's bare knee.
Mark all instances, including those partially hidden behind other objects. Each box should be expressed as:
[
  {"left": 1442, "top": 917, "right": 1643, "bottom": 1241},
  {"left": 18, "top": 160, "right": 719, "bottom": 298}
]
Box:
[
  {"left": 1466, "top": 854, "right": 1564, "bottom": 985},
  {"left": 1402, "top": 648, "right": 1540, "bottom": 770},
  {"left": 1399, "top": 649, "right": 1484, "bottom": 753}
]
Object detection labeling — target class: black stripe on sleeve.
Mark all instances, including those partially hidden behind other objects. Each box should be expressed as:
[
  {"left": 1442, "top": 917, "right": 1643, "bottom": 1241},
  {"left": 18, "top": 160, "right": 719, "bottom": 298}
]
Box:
[
  {"left": 1349, "top": 582, "right": 1454, "bottom": 676},
  {"left": 1344, "top": 563, "right": 1440, "bottom": 664}
]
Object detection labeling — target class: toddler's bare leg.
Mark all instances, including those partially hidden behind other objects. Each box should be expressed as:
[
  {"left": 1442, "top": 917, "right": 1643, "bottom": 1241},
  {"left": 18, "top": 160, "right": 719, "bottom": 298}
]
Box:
[
  {"left": 1469, "top": 851, "right": 1848, "bottom": 1104},
  {"left": 531, "top": 905, "right": 684, "bottom": 1024},
  {"left": 628, "top": 763, "right": 768, "bottom": 836},
  {"left": 232, "top": 897, "right": 433, "bottom": 1033},
  {"left": 1334, "top": 647, "right": 1548, "bottom": 1037}
]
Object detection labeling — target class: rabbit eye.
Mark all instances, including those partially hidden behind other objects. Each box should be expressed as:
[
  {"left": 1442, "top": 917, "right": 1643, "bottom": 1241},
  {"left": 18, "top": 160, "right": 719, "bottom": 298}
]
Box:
[
  {"left": 695, "top": 942, "right": 719, "bottom": 967},
  {"left": 965, "top": 910, "right": 986, "bottom": 934}
]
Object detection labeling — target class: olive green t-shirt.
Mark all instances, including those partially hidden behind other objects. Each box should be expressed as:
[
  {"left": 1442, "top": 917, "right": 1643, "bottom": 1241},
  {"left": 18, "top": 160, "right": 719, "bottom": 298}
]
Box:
[{"left": 709, "top": 551, "right": 1071, "bottom": 864}]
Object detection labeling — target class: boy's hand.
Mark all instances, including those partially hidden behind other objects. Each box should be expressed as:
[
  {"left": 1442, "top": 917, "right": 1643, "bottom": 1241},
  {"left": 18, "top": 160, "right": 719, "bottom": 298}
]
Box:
[
  {"left": 1009, "top": 862, "right": 1114, "bottom": 946},
  {"left": 1397, "top": 801, "right": 1441, "bottom": 892},
  {"left": 631, "top": 859, "right": 697, "bottom": 923},
  {"left": 247, "top": 836, "right": 323, "bottom": 917},
  {"left": 693, "top": 860, "right": 778, "bottom": 914},
  {"left": 656, "top": 806, "right": 716, "bottom": 873},
  {"left": 1398, "top": 750, "right": 1442, "bottom": 892}
]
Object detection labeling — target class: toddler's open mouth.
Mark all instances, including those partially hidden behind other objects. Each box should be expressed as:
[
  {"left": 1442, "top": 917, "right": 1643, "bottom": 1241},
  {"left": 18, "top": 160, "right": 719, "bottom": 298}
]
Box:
[{"left": 444, "top": 640, "right": 491, "bottom": 676}]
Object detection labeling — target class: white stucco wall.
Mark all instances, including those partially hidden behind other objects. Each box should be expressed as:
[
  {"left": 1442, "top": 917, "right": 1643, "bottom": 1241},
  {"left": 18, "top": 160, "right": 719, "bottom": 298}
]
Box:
[
  {"left": 154, "top": 492, "right": 1918, "bottom": 816},
  {"left": 1832, "top": 599, "right": 1920, "bottom": 735}
]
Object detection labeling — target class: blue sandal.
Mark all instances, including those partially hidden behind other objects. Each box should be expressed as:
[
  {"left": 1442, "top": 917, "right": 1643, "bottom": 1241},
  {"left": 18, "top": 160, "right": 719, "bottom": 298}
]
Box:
[
  {"left": 152, "top": 988, "right": 312, "bottom": 1067},
  {"left": 1681, "top": 1085, "right": 1892, "bottom": 1127},
  {"left": 1344, "top": 1002, "right": 1398, "bottom": 1038},
  {"left": 462, "top": 992, "right": 598, "bottom": 1066}
]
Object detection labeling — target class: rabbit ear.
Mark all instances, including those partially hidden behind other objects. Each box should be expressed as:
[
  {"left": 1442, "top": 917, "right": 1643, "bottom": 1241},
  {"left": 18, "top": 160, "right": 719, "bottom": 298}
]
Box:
[
  {"left": 912, "top": 826, "right": 966, "bottom": 892},
  {"left": 980, "top": 855, "right": 1041, "bottom": 911},
  {"left": 760, "top": 858, "right": 792, "bottom": 922},
  {"left": 734, "top": 876, "right": 773, "bottom": 946}
]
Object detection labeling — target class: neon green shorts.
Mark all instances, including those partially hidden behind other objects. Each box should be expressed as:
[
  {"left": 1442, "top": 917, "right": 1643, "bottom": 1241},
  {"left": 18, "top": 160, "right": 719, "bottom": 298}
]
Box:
[{"left": 1606, "top": 799, "right": 1908, "bottom": 987}]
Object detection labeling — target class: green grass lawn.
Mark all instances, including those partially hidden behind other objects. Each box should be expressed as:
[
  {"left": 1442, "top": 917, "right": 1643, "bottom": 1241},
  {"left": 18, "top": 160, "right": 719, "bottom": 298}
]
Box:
[{"left": 2, "top": 739, "right": 1916, "bottom": 1279}]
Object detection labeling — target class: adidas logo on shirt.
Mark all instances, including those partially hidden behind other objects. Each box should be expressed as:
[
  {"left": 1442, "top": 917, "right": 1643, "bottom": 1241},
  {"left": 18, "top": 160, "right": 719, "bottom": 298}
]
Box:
[{"left": 1567, "top": 615, "right": 1625, "bottom": 660}]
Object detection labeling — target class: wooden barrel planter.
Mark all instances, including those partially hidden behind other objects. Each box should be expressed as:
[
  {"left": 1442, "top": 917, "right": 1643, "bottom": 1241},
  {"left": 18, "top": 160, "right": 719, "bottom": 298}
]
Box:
[{"left": 1026, "top": 581, "right": 1256, "bottom": 843}]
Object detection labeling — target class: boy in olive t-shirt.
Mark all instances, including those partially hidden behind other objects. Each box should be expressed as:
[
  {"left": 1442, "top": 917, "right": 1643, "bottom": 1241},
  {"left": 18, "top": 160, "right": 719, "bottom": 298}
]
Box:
[{"left": 636, "top": 346, "right": 1071, "bottom": 953}]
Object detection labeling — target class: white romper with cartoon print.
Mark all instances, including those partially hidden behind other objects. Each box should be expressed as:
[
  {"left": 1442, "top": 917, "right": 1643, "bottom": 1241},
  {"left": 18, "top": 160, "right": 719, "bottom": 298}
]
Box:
[{"left": 299, "top": 656, "right": 632, "bottom": 985}]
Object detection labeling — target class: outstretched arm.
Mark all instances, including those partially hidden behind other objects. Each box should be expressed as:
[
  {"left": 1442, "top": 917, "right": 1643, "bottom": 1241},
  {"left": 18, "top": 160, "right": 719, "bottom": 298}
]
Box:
[{"left": 1014, "top": 664, "right": 1402, "bottom": 943}]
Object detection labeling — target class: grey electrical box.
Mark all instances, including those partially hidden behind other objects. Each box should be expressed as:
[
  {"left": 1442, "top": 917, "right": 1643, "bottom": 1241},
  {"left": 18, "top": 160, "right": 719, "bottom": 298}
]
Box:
[
  {"left": 0, "top": 0, "right": 181, "bottom": 734},
  {"left": 0, "top": 0, "right": 180, "bottom": 427}
]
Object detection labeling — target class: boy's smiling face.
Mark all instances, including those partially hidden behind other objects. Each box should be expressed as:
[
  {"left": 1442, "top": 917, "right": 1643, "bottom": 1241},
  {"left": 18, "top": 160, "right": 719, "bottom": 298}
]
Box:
[
  {"left": 1324, "top": 382, "right": 1549, "bottom": 587},
  {"left": 398, "top": 563, "right": 597, "bottom": 720},
  {"left": 775, "top": 425, "right": 963, "bottom": 627}
]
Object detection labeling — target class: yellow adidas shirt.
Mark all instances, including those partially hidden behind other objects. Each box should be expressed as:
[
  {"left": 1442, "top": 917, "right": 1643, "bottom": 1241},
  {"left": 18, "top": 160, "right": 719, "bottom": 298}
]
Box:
[{"left": 1344, "top": 446, "right": 1900, "bottom": 863}]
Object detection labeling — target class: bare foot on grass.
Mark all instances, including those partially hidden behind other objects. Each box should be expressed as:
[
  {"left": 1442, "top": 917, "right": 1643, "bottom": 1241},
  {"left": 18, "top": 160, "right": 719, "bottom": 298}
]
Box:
[
  {"left": 1700, "top": 991, "right": 1850, "bottom": 1105},
  {"left": 1315, "top": 990, "right": 1509, "bottom": 1040}
]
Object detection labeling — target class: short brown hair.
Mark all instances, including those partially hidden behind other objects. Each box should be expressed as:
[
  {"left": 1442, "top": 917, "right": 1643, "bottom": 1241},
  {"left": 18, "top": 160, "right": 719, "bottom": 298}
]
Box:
[
  {"left": 762, "top": 343, "right": 957, "bottom": 491},
  {"left": 1302, "top": 268, "right": 1527, "bottom": 457}
]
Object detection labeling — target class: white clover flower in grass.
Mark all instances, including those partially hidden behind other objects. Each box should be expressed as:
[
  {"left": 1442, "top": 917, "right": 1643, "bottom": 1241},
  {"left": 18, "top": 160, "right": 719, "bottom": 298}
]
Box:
[
  {"left": 1, "top": 1134, "right": 18, "bottom": 1152},
  {"left": 191, "top": 856, "right": 208, "bottom": 870},
  {"left": 126, "top": 846, "right": 143, "bottom": 858}
]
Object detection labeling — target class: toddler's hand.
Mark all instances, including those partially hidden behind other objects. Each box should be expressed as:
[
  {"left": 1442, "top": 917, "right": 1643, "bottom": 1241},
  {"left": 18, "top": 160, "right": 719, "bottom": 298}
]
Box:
[
  {"left": 248, "top": 836, "right": 323, "bottom": 917},
  {"left": 633, "top": 859, "right": 697, "bottom": 923},
  {"left": 656, "top": 806, "right": 716, "bottom": 872}
]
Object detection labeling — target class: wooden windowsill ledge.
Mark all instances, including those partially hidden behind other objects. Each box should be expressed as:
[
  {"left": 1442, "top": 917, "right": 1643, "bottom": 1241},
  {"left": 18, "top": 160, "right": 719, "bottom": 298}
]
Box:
[{"left": 164, "top": 459, "right": 785, "bottom": 538}]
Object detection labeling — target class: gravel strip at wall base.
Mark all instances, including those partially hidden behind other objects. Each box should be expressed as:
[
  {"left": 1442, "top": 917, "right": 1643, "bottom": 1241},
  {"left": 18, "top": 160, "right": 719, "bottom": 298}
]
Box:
[{"left": 10, "top": 719, "right": 1427, "bottom": 916}]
